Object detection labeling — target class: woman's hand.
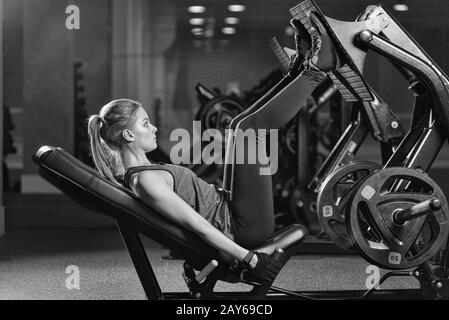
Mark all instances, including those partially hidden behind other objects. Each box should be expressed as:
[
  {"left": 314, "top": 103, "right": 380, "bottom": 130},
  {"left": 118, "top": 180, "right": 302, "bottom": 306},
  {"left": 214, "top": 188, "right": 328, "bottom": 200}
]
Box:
[{"left": 243, "top": 252, "right": 283, "bottom": 283}]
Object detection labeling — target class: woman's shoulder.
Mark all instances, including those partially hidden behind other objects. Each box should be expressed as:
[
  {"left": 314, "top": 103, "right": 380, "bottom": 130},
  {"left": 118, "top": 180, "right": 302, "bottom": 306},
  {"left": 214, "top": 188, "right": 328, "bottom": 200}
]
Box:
[
  {"left": 134, "top": 165, "right": 180, "bottom": 189},
  {"left": 127, "top": 165, "right": 164, "bottom": 181},
  {"left": 157, "top": 163, "right": 195, "bottom": 176},
  {"left": 134, "top": 169, "right": 167, "bottom": 184},
  {"left": 128, "top": 168, "right": 169, "bottom": 195},
  {"left": 125, "top": 165, "right": 158, "bottom": 184}
]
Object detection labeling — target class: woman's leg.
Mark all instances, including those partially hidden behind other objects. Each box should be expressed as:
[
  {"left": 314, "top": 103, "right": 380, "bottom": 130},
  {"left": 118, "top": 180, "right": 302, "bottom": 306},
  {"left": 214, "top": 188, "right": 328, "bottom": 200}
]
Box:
[
  {"left": 224, "top": 18, "right": 350, "bottom": 248},
  {"left": 222, "top": 75, "right": 294, "bottom": 193},
  {"left": 227, "top": 73, "right": 324, "bottom": 248}
]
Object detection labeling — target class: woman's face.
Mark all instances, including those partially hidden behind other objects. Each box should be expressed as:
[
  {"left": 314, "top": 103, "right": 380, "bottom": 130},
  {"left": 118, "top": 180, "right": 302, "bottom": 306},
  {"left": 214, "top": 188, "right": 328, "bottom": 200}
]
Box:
[{"left": 129, "top": 106, "right": 158, "bottom": 153}]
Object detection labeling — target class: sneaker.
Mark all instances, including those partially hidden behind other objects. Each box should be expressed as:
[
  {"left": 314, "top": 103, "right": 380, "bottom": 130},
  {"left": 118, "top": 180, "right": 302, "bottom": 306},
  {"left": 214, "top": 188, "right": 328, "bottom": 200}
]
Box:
[{"left": 289, "top": 0, "right": 374, "bottom": 102}]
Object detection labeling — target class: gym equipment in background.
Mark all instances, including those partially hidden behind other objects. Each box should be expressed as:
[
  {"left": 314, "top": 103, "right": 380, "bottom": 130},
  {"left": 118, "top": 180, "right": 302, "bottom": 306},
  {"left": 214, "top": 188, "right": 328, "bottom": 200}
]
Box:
[
  {"left": 291, "top": 0, "right": 449, "bottom": 298},
  {"left": 269, "top": 37, "right": 405, "bottom": 244}
]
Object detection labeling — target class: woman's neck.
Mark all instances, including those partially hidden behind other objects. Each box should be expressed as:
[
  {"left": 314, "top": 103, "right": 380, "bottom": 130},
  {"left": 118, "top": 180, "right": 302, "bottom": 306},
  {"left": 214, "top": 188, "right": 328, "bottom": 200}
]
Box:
[{"left": 120, "top": 149, "right": 153, "bottom": 169}]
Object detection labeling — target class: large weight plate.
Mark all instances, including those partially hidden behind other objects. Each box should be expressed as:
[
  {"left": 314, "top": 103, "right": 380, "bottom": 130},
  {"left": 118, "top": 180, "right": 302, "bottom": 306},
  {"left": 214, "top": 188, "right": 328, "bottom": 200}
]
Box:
[
  {"left": 349, "top": 167, "right": 449, "bottom": 270},
  {"left": 317, "top": 161, "right": 381, "bottom": 250},
  {"left": 195, "top": 96, "right": 245, "bottom": 135}
]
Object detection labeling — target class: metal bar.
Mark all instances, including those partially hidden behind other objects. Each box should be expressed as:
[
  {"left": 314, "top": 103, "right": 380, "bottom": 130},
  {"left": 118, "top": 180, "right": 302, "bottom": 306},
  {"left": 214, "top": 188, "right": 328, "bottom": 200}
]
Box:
[
  {"left": 308, "top": 112, "right": 368, "bottom": 192},
  {"left": 394, "top": 198, "right": 441, "bottom": 224},
  {"left": 380, "top": 142, "right": 394, "bottom": 164},
  {"left": 195, "top": 83, "right": 217, "bottom": 101},
  {"left": 384, "top": 117, "right": 427, "bottom": 167},
  {"left": 404, "top": 123, "right": 446, "bottom": 171},
  {"left": 364, "top": 5, "right": 441, "bottom": 70},
  {"left": 359, "top": 93, "right": 404, "bottom": 144},
  {"left": 160, "top": 288, "right": 423, "bottom": 300},
  {"left": 362, "top": 271, "right": 414, "bottom": 299},
  {"left": 357, "top": 31, "right": 449, "bottom": 137},
  {"left": 296, "top": 107, "right": 312, "bottom": 185},
  {"left": 310, "top": 77, "right": 338, "bottom": 111},
  {"left": 116, "top": 222, "right": 164, "bottom": 300},
  {"left": 242, "top": 280, "right": 316, "bottom": 300},
  {"left": 442, "top": 234, "right": 449, "bottom": 270}
]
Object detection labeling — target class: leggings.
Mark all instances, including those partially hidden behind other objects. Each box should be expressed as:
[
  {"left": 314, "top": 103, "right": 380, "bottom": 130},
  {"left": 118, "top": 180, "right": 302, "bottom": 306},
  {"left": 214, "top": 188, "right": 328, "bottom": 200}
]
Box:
[{"left": 222, "top": 72, "right": 322, "bottom": 248}]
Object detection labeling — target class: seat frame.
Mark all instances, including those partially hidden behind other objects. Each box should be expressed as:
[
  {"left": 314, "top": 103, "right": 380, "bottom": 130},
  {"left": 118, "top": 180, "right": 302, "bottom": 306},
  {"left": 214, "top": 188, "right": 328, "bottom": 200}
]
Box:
[
  {"left": 117, "top": 221, "right": 423, "bottom": 300},
  {"left": 32, "top": 145, "right": 430, "bottom": 300}
]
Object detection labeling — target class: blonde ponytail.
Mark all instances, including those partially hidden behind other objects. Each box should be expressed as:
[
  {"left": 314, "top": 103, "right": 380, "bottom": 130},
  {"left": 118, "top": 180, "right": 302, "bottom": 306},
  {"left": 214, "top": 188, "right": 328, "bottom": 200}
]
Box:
[
  {"left": 87, "top": 99, "right": 142, "bottom": 185},
  {"left": 87, "top": 99, "right": 141, "bottom": 186},
  {"left": 87, "top": 115, "right": 119, "bottom": 185}
]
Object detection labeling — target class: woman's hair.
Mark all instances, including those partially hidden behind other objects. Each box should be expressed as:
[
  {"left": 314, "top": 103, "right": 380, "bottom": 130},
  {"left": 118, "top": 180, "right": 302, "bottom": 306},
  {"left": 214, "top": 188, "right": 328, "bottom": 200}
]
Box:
[{"left": 87, "top": 99, "right": 141, "bottom": 185}]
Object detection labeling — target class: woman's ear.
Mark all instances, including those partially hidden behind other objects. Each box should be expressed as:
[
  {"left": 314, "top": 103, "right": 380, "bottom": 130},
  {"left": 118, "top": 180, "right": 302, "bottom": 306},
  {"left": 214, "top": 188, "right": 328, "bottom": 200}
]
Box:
[{"left": 122, "top": 129, "right": 134, "bottom": 142}]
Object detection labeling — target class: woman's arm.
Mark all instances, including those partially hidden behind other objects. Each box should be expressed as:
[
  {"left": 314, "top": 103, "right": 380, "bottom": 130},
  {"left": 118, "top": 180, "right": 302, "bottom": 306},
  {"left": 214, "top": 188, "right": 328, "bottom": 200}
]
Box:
[{"left": 133, "top": 170, "right": 254, "bottom": 265}]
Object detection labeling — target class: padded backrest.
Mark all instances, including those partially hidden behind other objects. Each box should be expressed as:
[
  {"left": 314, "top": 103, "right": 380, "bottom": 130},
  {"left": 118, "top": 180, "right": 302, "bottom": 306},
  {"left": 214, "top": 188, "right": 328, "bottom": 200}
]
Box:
[{"left": 33, "top": 146, "right": 217, "bottom": 268}]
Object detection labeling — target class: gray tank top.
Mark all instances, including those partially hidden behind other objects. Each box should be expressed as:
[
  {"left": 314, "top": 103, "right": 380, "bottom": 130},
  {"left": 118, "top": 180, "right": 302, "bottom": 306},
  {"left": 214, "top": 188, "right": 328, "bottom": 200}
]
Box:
[{"left": 123, "top": 163, "right": 234, "bottom": 240}]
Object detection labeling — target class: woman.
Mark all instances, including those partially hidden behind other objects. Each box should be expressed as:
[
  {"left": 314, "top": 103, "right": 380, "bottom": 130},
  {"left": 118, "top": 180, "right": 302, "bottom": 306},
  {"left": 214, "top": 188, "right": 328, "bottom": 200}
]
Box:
[
  {"left": 87, "top": 99, "right": 283, "bottom": 283},
  {"left": 87, "top": 22, "right": 338, "bottom": 283}
]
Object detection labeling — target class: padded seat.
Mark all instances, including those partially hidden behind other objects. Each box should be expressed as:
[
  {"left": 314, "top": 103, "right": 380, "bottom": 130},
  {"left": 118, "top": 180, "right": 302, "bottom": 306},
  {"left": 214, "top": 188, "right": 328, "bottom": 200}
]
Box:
[{"left": 33, "top": 146, "right": 307, "bottom": 270}]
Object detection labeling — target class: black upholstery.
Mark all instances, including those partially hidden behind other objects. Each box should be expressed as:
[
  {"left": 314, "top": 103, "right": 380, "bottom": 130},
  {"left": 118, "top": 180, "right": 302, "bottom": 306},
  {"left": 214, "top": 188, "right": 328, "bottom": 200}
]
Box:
[{"left": 33, "top": 146, "right": 306, "bottom": 270}]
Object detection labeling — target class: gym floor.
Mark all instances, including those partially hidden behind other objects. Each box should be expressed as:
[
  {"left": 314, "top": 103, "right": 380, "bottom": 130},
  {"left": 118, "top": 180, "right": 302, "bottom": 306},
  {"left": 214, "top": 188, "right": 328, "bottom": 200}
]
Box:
[{"left": 0, "top": 195, "right": 419, "bottom": 300}]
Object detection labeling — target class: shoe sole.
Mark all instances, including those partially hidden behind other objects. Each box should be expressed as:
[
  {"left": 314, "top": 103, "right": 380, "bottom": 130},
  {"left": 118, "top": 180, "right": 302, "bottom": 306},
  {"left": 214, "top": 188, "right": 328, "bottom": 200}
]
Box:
[{"left": 290, "top": 0, "right": 374, "bottom": 102}]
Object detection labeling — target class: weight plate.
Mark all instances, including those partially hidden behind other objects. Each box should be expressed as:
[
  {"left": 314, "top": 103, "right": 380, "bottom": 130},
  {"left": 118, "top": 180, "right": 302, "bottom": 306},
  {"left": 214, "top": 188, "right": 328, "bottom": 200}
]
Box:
[
  {"left": 349, "top": 167, "right": 449, "bottom": 270},
  {"left": 196, "top": 96, "right": 245, "bottom": 136},
  {"left": 287, "top": 185, "right": 321, "bottom": 234},
  {"left": 317, "top": 161, "right": 381, "bottom": 250}
]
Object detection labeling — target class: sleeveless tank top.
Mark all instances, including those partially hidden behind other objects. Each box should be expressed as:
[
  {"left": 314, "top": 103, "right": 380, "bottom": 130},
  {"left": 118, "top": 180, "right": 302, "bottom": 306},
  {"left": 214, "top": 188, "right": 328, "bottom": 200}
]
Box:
[{"left": 123, "top": 163, "right": 234, "bottom": 240}]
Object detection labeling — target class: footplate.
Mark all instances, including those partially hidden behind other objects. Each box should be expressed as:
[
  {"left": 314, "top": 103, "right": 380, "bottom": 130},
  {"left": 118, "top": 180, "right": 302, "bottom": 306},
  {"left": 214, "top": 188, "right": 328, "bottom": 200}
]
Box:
[
  {"left": 289, "top": 0, "right": 374, "bottom": 102},
  {"left": 182, "top": 260, "right": 219, "bottom": 299}
]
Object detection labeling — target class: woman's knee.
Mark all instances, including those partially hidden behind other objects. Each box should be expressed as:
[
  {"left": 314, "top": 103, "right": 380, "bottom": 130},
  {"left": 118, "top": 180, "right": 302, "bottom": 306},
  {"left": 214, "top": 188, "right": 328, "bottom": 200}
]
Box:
[
  {"left": 233, "top": 115, "right": 256, "bottom": 133},
  {"left": 233, "top": 218, "right": 274, "bottom": 249},
  {"left": 229, "top": 112, "right": 250, "bottom": 131}
]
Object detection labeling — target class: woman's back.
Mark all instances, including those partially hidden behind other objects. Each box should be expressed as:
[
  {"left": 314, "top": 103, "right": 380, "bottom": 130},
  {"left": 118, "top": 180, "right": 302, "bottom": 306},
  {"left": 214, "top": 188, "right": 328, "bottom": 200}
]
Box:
[{"left": 124, "top": 164, "right": 234, "bottom": 240}]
